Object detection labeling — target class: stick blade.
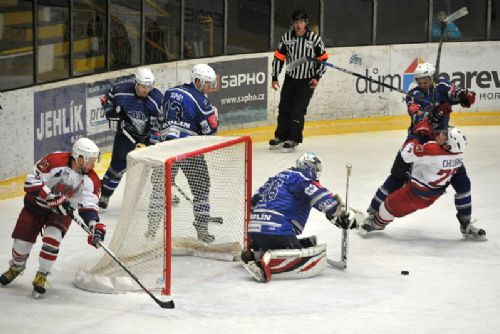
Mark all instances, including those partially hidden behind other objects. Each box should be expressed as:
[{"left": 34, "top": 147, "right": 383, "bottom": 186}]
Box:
[
  {"left": 443, "top": 7, "right": 468, "bottom": 24},
  {"left": 286, "top": 57, "right": 309, "bottom": 71},
  {"left": 327, "top": 258, "right": 347, "bottom": 270},
  {"left": 156, "top": 299, "right": 176, "bottom": 309}
]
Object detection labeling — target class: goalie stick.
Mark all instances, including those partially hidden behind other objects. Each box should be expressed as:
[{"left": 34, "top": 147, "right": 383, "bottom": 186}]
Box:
[
  {"left": 327, "top": 163, "right": 352, "bottom": 270},
  {"left": 434, "top": 7, "right": 468, "bottom": 81},
  {"left": 69, "top": 211, "right": 175, "bottom": 309}
]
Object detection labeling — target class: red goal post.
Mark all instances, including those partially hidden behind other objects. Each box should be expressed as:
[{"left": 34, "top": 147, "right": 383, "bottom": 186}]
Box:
[{"left": 75, "top": 136, "right": 252, "bottom": 296}]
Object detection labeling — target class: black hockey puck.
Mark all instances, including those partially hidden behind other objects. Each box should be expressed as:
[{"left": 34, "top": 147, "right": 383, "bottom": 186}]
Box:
[{"left": 401, "top": 270, "right": 409, "bottom": 275}]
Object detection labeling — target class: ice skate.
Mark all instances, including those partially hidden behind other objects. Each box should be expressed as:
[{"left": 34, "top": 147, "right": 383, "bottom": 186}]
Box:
[
  {"left": 0, "top": 261, "right": 25, "bottom": 286},
  {"left": 458, "top": 215, "right": 487, "bottom": 241},
  {"left": 98, "top": 195, "right": 109, "bottom": 209},
  {"left": 360, "top": 213, "right": 386, "bottom": 234},
  {"left": 32, "top": 271, "right": 48, "bottom": 298},
  {"left": 269, "top": 138, "right": 283, "bottom": 150},
  {"left": 242, "top": 261, "right": 267, "bottom": 282},
  {"left": 242, "top": 254, "right": 270, "bottom": 283},
  {"left": 282, "top": 141, "right": 298, "bottom": 153},
  {"left": 193, "top": 221, "right": 215, "bottom": 244}
]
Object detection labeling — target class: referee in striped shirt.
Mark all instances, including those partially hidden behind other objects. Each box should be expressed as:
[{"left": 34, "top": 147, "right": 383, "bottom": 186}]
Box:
[{"left": 270, "top": 9, "right": 328, "bottom": 152}]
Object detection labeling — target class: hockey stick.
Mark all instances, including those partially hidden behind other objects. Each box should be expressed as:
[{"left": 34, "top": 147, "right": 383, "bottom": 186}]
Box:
[
  {"left": 172, "top": 182, "right": 223, "bottom": 224},
  {"left": 287, "top": 57, "right": 407, "bottom": 94},
  {"left": 70, "top": 211, "right": 175, "bottom": 309},
  {"left": 122, "top": 127, "right": 137, "bottom": 145},
  {"left": 327, "top": 163, "right": 352, "bottom": 270},
  {"left": 434, "top": 7, "right": 468, "bottom": 81}
]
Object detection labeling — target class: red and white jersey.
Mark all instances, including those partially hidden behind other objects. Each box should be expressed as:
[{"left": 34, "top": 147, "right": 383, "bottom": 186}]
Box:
[
  {"left": 24, "top": 152, "right": 101, "bottom": 212},
  {"left": 401, "top": 140, "right": 463, "bottom": 190}
]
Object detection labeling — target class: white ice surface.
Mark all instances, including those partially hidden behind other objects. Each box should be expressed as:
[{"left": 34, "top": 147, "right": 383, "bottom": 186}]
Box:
[{"left": 1, "top": 127, "right": 500, "bottom": 334}]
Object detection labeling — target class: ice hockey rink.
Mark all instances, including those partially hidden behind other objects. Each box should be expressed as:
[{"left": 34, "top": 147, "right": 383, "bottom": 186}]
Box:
[{"left": 1, "top": 126, "right": 499, "bottom": 334}]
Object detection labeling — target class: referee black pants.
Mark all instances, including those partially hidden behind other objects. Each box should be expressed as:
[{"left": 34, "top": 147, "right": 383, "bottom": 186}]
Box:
[{"left": 275, "top": 75, "right": 314, "bottom": 143}]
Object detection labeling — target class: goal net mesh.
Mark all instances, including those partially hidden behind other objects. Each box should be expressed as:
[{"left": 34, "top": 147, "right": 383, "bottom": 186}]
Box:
[{"left": 75, "top": 136, "right": 251, "bottom": 294}]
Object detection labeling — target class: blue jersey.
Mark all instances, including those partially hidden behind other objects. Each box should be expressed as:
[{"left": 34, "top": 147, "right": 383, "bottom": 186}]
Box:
[
  {"left": 405, "top": 78, "right": 463, "bottom": 142},
  {"left": 159, "top": 83, "right": 218, "bottom": 140},
  {"left": 105, "top": 82, "right": 163, "bottom": 136},
  {"left": 248, "top": 168, "right": 340, "bottom": 237}
]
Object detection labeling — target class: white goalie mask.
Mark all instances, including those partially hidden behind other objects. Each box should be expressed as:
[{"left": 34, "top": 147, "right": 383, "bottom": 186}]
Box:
[
  {"left": 72, "top": 138, "right": 101, "bottom": 163},
  {"left": 191, "top": 64, "right": 217, "bottom": 91},
  {"left": 414, "top": 63, "right": 435, "bottom": 79},
  {"left": 446, "top": 127, "right": 468, "bottom": 153},
  {"left": 296, "top": 152, "right": 322, "bottom": 178}
]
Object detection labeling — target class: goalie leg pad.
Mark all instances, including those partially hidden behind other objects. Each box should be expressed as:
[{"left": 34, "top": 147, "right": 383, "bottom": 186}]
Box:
[
  {"left": 242, "top": 244, "right": 327, "bottom": 282},
  {"left": 266, "top": 244, "right": 327, "bottom": 281},
  {"left": 269, "top": 244, "right": 327, "bottom": 280}
]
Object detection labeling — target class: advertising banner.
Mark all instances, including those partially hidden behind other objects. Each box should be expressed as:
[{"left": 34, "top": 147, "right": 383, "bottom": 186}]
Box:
[
  {"left": 34, "top": 84, "right": 86, "bottom": 161},
  {"left": 210, "top": 57, "right": 268, "bottom": 125}
]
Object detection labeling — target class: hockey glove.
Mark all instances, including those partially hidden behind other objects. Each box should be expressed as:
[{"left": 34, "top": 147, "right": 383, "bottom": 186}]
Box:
[
  {"left": 407, "top": 103, "right": 421, "bottom": 115},
  {"left": 332, "top": 209, "right": 357, "bottom": 230},
  {"left": 325, "top": 193, "right": 345, "bottom": 221},
  {"left": 87, "top": 220, "right": 106, "bottom": 248},
  {"left": 122, "top": 123, "right": 149, "bottom": 144},
  {"left": 437, "top": 103, "right": 452, "bottom": 116},
  {"left": 46, "top": 192, "right": 73, "bottom": 216},
  {"left": 414, "top": 118, "right": 432, "bottom": 138},
  {"left": 457, "top": 89, "right": 476, "bottom": 108},
  {"left": 105, "top": 108, "right": 122, "bottom": 132},
  {"left": 250, "top": 194, "right": 261, "bottom": 210}
]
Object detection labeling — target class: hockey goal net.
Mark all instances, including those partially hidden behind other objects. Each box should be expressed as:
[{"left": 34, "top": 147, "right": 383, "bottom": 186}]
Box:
[{"left": 75, "top": 136, "right": 252, "bottom": 295}]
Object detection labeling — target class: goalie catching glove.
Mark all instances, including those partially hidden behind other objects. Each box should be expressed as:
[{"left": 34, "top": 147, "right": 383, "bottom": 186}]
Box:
[
  {"left": 331, "top": 209, "right": 357, "bottom": 230},
  {"left": 86, "top": 220, "right": 106, "bottom": 248},
  {"left": 324, "top": 194, "right": 357, "bottom": 230}
]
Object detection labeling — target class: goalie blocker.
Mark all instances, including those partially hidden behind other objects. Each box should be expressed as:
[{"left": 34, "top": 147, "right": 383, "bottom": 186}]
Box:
[{"left": 241, "top": 236, "right": 327, "bottom": 282}]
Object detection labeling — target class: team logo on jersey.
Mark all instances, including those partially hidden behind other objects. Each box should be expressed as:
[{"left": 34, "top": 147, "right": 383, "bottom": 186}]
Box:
[
  {"left": 37, "top": 159, "right": 50, "bottom": 172},
  {"left": 305, "top": 184, "right": 318, "bottom": 195}
]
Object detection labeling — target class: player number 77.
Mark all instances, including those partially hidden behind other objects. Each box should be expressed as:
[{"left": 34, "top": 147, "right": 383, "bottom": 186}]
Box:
[{"left": 428, "top": 167, "right": 459, "bottom": 188}]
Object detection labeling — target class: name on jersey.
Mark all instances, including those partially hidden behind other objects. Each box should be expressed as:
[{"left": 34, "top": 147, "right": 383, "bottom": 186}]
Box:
[
  {"left": 220, "top": 72, "right": 266, "bottom": 88},
  {"left": 167, "top": 120, "right": 191, "bottom": 128},
  {"left": 250, "top": 213, "right": 272, "bottom": 221},
  {"left": 442, "top": 158, "right": 462, "bottom": 168}
]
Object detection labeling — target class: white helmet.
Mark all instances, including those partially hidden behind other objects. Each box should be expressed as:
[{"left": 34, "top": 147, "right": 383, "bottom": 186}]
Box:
[
  {"left": 72, "top": 138, "right": 100, "bottom": 163},
  {"left": 296, "top": 152, "right": 323, "bottom": 178},
  {"left": 191, "top": 64, "right": 216, "bottom": 90},
  {"left": 446, "top": 127, "right": 467, "bottom": 153},
  {"left": 414, "top": 63, "right": 435, "bottom": 79},
  {"left": 135, "top": 67, "right": 155, "bottom": 86}
]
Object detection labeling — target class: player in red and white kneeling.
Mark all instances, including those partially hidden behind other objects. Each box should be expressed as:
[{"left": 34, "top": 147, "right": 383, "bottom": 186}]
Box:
[{"left": 241, "top": 152, "right": 358, "bottom": 282}]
